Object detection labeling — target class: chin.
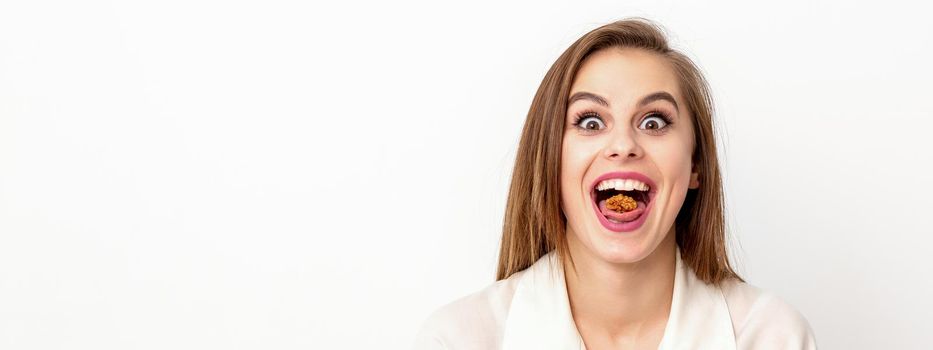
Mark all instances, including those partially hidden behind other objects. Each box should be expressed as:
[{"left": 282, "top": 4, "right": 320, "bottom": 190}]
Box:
[
  {"left": 575, "top": 221, "right": 673, "bottom": 265},
  {"left": 592, "top": 239, "right": 656, "bottom": 264}
]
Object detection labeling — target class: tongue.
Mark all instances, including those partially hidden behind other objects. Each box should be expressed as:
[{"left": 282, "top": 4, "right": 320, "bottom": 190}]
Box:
[{"left": 598, "top": 198, "right": 646, "bottom": 222}]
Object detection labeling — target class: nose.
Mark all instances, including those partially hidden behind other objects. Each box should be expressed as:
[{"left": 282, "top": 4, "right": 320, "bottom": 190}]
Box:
[{"left": 603, "top": 127, "right": 643, "bottom": 160}]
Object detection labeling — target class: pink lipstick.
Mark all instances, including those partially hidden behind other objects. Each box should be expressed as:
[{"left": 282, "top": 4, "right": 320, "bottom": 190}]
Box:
[{"left": 588, "top": 171, "right": 657, "bottom": 232}]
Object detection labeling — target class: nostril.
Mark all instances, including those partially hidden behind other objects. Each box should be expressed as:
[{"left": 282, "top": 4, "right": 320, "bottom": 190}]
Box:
[{"left": 606, "top": 151, "right": 638, "bottom": 159}]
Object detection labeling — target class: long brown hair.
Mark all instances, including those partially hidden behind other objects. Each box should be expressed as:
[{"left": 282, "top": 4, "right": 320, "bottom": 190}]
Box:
[{"left": 495, "top": 18, "right": 743, "bottom": 285}]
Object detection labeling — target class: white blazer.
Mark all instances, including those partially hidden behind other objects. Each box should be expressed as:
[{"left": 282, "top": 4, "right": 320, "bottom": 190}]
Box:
[{"left": 414, "top": 247, "right": 817, "bottom": 349}]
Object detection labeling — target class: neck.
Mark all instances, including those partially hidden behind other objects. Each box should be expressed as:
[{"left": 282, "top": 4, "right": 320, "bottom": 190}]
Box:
[{"left": 562, "top": 227, "right": 677, "bottom": 342}]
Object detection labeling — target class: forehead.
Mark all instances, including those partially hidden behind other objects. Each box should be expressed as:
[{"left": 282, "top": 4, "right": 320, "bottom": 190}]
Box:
[{"left": 569, "top": 48, "right": 683, "bottom": 105}]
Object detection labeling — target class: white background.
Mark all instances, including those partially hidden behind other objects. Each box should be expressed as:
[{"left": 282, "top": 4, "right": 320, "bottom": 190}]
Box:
[{"left": 1, "top": 0, "right": 931, "bottom": 349}]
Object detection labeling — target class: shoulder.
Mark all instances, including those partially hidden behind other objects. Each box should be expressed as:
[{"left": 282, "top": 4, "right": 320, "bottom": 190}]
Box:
[
  {"left": 719, "top": 278, "right": 818, "bottom": 349},
  {"left": 412, "top": 272, "right": 524, "bottom": 350}
]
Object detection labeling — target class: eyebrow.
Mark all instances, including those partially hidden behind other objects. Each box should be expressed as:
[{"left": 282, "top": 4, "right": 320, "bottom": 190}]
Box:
[
  {"left": 568, "top": 91, "right": 680, "bottom": 112},
  {"left": 640, "top": 91, "right": 680, "bottom": 112},
  {"left": 568, "top": 91, "right": 609, "bottom": 107}
]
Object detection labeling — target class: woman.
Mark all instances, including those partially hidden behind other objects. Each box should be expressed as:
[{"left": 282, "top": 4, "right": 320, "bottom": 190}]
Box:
[{"left": 414, "top": 18, "right": 816, "bottom": 350}]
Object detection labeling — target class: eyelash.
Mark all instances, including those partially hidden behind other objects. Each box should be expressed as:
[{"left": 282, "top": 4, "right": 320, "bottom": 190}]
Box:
[{"left": 571, "top": 109, "right": 674, "bottom": 134}]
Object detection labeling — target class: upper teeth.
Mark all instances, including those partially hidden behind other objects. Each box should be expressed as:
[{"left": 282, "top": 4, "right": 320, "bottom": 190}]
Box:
[{"left": 596, "top": 178, "right": 650, "bottom": 192}]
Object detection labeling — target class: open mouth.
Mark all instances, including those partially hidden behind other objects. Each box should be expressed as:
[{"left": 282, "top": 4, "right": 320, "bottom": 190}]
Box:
[{"left": 589, "top": 174, "right": 656, "bottom": 230}]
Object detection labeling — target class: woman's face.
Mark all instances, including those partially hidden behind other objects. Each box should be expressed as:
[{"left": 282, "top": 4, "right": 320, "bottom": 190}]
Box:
[{"left": 560, "top": 48, "right": 699, "bottom": 264}]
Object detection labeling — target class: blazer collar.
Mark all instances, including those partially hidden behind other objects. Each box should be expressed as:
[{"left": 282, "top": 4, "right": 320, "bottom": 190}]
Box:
[{"left": 500, "top": 247, "right": 736, "bottom": 349}]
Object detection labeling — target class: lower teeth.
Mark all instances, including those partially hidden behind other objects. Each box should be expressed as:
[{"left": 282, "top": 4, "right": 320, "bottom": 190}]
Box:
[
  {"left": 608, "top": 216, "right": 634, "bottom": 224},
  {"left": 604, "top": 203, "right": 644, "bottom": 224}
]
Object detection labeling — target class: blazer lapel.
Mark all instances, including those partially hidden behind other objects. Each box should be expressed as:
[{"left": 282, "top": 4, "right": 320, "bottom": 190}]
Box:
[
  {"left": 657, "top": 247, "right": 736, "bottom": 349},
  {"left": 500, "top": 251, "right": 584, "bottom": 349}
]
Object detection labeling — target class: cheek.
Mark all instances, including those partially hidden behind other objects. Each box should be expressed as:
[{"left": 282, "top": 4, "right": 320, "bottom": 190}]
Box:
[
  {"left": 646, "top": 132, "right": 695, "bottom": 184},
  {"left": 560, "top": 136, "right": 594, "bottom": 205},
  {"left": 560, "top": 136, "right": 594, "bottom": 235},
  {"left": 559, "top": 138, "right": 576, "bottom": 197},
  {"left": 560, "top": 136, "right": 594, "bottom": 178}
]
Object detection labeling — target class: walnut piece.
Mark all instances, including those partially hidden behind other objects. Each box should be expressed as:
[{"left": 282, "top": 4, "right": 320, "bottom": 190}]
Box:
[{"left": 606, "top": 194, "right": 637, "bottom": 212}]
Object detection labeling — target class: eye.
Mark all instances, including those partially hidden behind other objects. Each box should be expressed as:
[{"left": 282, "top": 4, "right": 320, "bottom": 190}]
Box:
[
  {"left": 638, "top": 112, "right": 672, "bottom": 131},
  {"left": 572, "top": 111, "right": 606, "bottom": 132}
]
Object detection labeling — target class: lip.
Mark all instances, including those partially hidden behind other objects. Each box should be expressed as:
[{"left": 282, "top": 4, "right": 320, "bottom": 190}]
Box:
[{"left": 588, "top": 171, "right": 658, "bottom": 233}]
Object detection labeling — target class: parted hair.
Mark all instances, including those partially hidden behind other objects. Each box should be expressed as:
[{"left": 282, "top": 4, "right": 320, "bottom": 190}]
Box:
[{"left": 495, "top": 18, "right": 743, "bottom": 285}]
